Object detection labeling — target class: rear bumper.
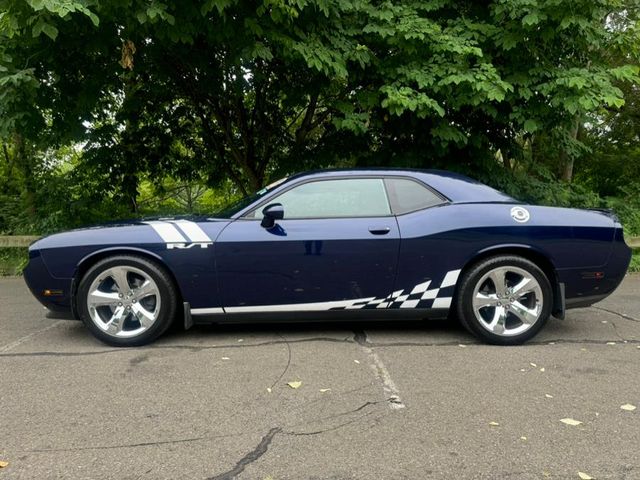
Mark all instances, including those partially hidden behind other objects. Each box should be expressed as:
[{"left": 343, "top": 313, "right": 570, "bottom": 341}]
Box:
[
  {"left": 560, "top": 229, "right": 631, "bottom": 309},
  {"left": 566, "top": 294, "right": 609, "bottom": 309}
]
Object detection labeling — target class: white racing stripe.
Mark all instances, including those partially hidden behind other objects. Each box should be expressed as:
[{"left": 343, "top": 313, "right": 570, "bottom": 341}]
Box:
[
  {"left": 145, "top": 221, "right": 187, "bottom": 243},
  {"left": 172, "top": 220, "right": 211, "bottom": 242},
  {"left": 224, "top": 298, "right": 373, "bottom": 313},
  {"left": 191, "top": 307, "right": 225, "bottom": 315}
]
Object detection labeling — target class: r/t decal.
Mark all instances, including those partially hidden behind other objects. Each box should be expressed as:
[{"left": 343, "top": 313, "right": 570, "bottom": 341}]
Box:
[{"left": 167, "top": 242, "right": 211, "bottom": 249}]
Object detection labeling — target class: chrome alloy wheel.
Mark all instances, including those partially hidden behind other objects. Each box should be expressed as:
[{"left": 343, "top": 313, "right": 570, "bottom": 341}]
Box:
[
  {"left": 471, "top": 266, "right": 543, "bottom": 337},
  {"left": 86, "top": 266, "right": 161, "bottom": 338}
]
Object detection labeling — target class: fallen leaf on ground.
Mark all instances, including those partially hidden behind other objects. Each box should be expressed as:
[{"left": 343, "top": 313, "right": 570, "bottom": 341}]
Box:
[
  {"left": 577, "top": 472, "right": 593, "bottom": 479},
  {"left": 287, "top": 381, "right": 302, "bottom": 389},
  {"left": 221, "top": 357, "right": 230, "bottom": 360},
  {"left": 545, "top": 394, "right": 554, "bottom": 398},
  {"left": 354, "top": 359, "right": 360, "bottom": 364},
  {"left": 489, "top": 421, "right": 500, "bottom": 426},
  {"left": 560, "top": 418, "right": 583, "bottom": 426},
  {"left": 319, "top": 388, "right": 331, "bottom": 393},
  {"left": 620, "top": 404, "right": 636, "bottom": 411},
  {"left": 0, "top": 461, "right": 7, "bottom": 468}
]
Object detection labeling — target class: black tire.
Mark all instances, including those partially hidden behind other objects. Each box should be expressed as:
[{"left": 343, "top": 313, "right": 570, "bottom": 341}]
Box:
[
  {"left": 456, "top": 255, "right": 552, "bottom": 345},
  {"left": 77, "top": 255, "right": 178, "bottom": 347}
]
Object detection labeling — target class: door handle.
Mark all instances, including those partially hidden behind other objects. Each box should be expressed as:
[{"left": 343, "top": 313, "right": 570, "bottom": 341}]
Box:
[{"left": 368, "top": 226, "right": 391, "bottom": 235}]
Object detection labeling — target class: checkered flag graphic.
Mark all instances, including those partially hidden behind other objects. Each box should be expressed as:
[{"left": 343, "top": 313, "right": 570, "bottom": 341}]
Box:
[{"left": 330, "top": 269, "right": 461, "bottom": 311}]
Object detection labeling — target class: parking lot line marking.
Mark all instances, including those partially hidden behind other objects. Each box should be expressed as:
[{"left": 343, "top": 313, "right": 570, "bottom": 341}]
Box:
[
  {"left": 0, "top": 321, "right": 63, "bottom": 353},
  {"left": 355, "top": 330, "right": 406, "bottom": 410},
  {"left": 367, "top": 348, "right": 406, "bottom": 410}
]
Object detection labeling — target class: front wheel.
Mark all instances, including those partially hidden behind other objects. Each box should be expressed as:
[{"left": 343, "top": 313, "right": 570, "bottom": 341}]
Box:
[
  {"left": 77, "top": 255, "right": 178, "bottom": 347},
  {"left": 455, "top": 256, "right": 552, "bottom": 345}
]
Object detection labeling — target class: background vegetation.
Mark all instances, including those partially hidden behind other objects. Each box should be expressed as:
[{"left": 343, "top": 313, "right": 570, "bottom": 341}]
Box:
[{"left": 1, "top": 0, "right": 639, "bottom": 272}]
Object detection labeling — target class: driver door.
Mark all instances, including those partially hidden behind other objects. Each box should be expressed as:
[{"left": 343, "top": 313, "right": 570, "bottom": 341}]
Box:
[{"left": 214, "top": 177, "right": 400, "bottom": 312}]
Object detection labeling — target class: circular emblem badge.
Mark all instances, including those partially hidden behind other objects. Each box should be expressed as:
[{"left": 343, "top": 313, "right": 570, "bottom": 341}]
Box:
[{"left": 510, "top": 206, "right": 530, "bottom": 223}]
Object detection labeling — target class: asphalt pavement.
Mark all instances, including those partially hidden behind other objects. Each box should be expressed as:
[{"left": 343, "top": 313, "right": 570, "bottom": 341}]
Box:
[{"left": 0, "top": 275, "right": 638, "bottom": 480}]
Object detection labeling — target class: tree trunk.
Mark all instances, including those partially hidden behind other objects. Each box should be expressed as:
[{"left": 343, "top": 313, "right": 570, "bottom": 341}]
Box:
[
  {"left": 13, "top": 134, "right": 37, "bottom": 218},
  {"left": 123, "top": 173, "right": 138, "bottom": 213},
  {"left": 560, "top": 157, "right": 574, "bottom": 183},
  {"left": 502, "top": 150, "right": 512, "bottom": 171},
  {"left": 2, "top": 143, "right": 15, "bottom": 195},
  {"left": 560, "top": 116, "right": 581, "bottom": 183}
]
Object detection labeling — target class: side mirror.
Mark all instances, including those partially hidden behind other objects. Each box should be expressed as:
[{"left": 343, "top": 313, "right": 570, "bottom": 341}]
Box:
[{"left": 261, "top": 203, "right": 284, "bottom": 229}]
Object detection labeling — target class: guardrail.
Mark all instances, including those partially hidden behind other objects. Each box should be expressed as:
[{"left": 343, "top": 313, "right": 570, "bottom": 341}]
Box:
[
  {"left": 0, "top": 236, "right": 40, "bottom": 248},
  {"left": 1, "top": 235, "right": 639, "bottom": 248}
]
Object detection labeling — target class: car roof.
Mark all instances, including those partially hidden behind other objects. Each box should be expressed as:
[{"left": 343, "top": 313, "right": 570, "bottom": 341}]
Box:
[{"left": 282, "top": 168, "right": 516, "bottom": 204}]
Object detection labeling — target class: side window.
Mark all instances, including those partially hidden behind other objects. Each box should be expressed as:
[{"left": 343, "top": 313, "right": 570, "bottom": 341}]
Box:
[
  {"left": 265, "top": 178, "right": 391, "bottom": 219},
  {"left": 385, "top": 178, "right": 444, "bottom": 214}
]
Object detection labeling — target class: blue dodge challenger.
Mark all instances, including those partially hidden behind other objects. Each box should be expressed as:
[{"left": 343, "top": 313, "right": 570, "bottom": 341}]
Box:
[{"left": 24, "top": 169, "right": 631, "bottom": 347}]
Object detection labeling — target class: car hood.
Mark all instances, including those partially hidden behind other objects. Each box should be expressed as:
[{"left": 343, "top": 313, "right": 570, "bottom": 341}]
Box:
[{"left": 30, "top": 217, "right": 231, "bottom": 251}]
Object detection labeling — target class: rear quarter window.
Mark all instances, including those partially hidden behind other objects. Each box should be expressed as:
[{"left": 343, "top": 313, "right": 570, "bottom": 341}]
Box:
[{"left": 385, "top": 178, "right": 445, "bottom": 214}]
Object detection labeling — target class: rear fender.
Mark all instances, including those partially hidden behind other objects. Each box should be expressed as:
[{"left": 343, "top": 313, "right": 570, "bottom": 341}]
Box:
[{"left": 463, "top": 243, "right": 565, "bottom": 319}]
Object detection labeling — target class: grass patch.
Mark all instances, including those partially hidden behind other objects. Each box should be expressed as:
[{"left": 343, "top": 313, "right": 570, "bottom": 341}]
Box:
[
  {"left": 629, "top": 250, "right": 640, "bottom": 273},
  {"left": 0, "top": 248, "right": 28, "bottom": 276}
]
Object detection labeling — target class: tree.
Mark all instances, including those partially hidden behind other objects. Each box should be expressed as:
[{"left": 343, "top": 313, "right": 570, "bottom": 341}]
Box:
[{"left": 1, "top": 0, "right": 638, "bottom": 199}]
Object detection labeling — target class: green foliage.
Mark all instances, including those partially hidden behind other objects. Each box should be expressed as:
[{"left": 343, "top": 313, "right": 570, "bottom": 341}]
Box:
[
  {"left": 629, "top": 252, "right": 640, "bottom": 273},
  {"left": 0, "top": 0, "right": 638, "bottom": 252},
  {"left": 2, "top": 0, "right": 638, "bottom": 189},
  {"left": 455, "top": 159, "right": 600, "bottom": 208},
  {"left": 605, "top": 186, "right": 640, "bottom": 237},
  {"left": 0, "top": 248, "right": 28, "bottom": 275}
]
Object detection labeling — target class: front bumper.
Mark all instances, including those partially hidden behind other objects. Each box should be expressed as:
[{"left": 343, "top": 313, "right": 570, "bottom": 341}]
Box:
[{"left": 23, "top": 251, "right": 74, "bottom": 314}]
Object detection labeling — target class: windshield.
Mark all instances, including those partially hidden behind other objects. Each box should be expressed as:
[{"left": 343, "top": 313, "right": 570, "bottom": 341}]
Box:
[{"left": 213, "top": 177, "right": 289, "bottom": 218}]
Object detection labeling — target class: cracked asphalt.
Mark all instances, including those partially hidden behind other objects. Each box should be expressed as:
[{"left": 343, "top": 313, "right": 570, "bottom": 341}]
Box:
[{"left": 1, "top": 275, "right": 639, "bottom": 480}]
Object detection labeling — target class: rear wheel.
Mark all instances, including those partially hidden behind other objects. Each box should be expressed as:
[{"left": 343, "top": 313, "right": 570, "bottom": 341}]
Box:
[
  {"left": 456, "top": 256, "right": 552, "bottom": 345},
  {"left": 77, "top": 255, "right": 177, "bottom": 347}
]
